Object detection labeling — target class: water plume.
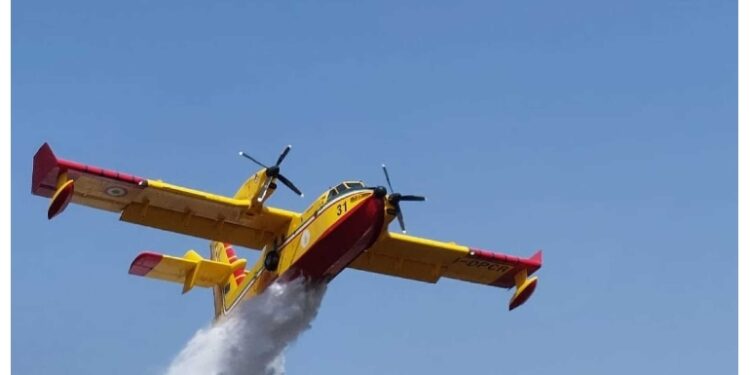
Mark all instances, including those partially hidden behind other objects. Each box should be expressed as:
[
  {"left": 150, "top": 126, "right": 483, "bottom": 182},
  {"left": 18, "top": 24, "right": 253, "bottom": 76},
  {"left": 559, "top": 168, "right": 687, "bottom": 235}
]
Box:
[{"left": 164, "top": 278, "right": 326, "bottom": 375}]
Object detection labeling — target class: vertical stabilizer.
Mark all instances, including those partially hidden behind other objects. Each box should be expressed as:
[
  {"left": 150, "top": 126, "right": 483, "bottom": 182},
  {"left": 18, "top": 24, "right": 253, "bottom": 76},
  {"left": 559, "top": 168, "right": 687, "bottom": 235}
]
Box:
[{"left": 210, "top": 242, "right": 248, "bottom": 318}]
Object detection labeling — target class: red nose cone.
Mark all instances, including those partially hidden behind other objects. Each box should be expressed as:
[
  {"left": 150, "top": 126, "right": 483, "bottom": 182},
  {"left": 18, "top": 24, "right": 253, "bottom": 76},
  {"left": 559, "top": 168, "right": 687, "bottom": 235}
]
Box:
[
  {"left": 48, "top": 179, "right": 75, "bottom": 219},
  {"left": 509, "top": 277, "right": 538, "bottom": 311}
]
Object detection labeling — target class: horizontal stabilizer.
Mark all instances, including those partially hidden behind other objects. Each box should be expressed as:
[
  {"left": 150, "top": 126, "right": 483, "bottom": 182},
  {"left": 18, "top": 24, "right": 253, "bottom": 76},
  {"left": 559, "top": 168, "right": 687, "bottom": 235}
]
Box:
[{"left": 129, "top": 250, "right": 247, "bottom": 294}]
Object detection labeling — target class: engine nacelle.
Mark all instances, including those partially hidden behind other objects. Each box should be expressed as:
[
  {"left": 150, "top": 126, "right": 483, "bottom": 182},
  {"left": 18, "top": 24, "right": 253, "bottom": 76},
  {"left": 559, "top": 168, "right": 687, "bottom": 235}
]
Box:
[{"left": 233, "top": 169, "right": 277, "bottom": 213}]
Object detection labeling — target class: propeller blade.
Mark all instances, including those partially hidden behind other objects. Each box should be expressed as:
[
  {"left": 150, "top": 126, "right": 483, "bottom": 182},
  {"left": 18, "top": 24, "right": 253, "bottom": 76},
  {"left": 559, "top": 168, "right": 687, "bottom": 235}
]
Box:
[
  {"left": 275, "top": 145, "right": 292, "bottom": 166},
  {"left": 399, "top": 195, "right": 426, "bottom": 202},
  {"left": 380, "top": 165, "right": 424, "bottom": 233},
  {"left": 277, "top": 174, "right": 303, "bottom": 197},
  {"left": 239, "top": 151, "right": 268, "bottom": 169},
  {"left": 396, "top": 208, "right": 406, "bottom": 233},
  {"left": 382, "top": 164, "right": 395, "bottom": 193},
  {"left": 241, "top": 145, "right": 303, "bottom": 201}
]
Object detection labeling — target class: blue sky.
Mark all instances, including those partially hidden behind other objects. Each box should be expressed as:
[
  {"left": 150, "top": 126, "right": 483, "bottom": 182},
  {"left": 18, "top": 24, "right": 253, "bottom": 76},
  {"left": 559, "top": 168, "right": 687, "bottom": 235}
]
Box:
[{"left": 12, "top": 0, "right": 736, "bottom": 374}]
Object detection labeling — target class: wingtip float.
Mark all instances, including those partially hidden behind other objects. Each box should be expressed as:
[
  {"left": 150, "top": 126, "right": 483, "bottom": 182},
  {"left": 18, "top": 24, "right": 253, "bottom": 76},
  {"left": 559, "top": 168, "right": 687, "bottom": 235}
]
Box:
[
  {"left": 508, "top": 263, "right": 540, "bottom": 311},
  {"left": 32, "top": 142, "right": 543, "bottom": 319}
]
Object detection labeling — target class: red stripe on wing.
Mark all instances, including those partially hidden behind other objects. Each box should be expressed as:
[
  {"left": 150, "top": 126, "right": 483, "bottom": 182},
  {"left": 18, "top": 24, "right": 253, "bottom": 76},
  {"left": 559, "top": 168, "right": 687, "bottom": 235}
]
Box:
[
  {"left": 59, "top": 159, "right": 145, "bottom": 185},
  {"left": 32, "top": 143, "right": 147, "bottom": 197},
  {"left": 468, "top": 248, "right": 543, "bottom": 288}
]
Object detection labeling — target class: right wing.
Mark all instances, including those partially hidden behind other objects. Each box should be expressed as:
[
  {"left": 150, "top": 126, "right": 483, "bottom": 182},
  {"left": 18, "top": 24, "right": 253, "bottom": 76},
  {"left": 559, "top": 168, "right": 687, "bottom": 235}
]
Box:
[
  {"left": 32, "top": 143, "right": 300, "bottom": 250},
  {"left": 349, "top": 232, "right": 542, "bottom": 310}
]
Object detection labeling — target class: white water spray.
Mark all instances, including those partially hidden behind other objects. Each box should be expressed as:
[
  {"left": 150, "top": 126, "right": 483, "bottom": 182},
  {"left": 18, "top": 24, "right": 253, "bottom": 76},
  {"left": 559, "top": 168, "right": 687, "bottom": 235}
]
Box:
[{"left": 164, "top": 279, "right": 327, "bottom": 375}]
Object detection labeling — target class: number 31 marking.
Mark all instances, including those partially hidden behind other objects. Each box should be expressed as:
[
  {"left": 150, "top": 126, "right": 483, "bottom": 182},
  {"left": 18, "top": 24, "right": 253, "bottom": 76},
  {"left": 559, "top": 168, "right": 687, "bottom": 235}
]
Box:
[{"left": 336, "top": 202, "right": 348, "bottom": 216}]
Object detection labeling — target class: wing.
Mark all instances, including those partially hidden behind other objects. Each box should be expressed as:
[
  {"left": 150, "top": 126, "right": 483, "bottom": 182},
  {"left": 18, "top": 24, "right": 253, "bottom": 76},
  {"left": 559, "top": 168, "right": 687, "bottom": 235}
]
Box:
[
  {"left": 32, "top": 143, "right": 299, "bottom": 249},
  {"left": 349, "top": 232, "right": 543, "bottom": 310}
]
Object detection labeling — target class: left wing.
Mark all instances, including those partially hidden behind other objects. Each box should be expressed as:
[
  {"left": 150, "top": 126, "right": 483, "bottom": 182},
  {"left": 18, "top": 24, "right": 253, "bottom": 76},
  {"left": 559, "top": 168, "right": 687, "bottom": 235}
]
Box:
[
  {"left": 349, "top": 232, "right": 542, "bottom": 310},
  {"left": 32, "top": 143, "right": 299, "bottom": 249}
]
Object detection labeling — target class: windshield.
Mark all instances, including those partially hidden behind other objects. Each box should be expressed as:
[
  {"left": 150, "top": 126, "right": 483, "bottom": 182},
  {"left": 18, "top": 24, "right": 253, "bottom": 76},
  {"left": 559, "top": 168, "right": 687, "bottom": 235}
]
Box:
[
  {"left": 345, "top": 182, "right": 365, "bottom": 189},
  {"left": 326, "top": 181, "right": 366, "bottom": 203}
]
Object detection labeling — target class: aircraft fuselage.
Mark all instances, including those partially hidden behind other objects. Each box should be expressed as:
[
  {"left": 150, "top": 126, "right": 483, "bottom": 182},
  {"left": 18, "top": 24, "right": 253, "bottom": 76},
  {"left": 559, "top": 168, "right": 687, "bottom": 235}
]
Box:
[{"left": 215, "top": 188, "right": 386, "bottom": 316}]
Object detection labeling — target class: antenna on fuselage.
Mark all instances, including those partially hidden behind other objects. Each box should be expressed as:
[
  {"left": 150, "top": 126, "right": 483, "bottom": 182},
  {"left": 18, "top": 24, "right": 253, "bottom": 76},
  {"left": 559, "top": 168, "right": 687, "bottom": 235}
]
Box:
[{"left": 238, "top": 145, "right": 304, "bottom": 201}]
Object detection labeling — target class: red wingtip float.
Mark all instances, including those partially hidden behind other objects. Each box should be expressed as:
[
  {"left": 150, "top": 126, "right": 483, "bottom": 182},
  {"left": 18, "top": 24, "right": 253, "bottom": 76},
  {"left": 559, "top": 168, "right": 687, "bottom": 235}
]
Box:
[
  {"left": 508, "top": 250, "right": 542, "bottom": 311},
  {"left": 32, "top": 142, "right": 544, "bottom": 320},
  {"left": 48, "top": 179, "right": 75, "bottom": 219},
  {"left": 509, "top": 274, "right": 539, "bottom": 311}
]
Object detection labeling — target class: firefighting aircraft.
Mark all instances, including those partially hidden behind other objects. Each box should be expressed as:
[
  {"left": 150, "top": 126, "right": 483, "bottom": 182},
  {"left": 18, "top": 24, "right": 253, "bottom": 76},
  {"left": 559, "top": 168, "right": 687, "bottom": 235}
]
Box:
[{"left": 31, "top": 143, "right": 542, "bottom": 316}]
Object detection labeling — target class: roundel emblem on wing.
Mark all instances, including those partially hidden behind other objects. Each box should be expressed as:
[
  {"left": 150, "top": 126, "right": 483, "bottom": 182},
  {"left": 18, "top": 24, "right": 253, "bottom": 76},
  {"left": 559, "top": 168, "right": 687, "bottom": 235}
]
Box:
[
  {"left": 301, "top": 229, "right": 311, "bottom": 248},
  {"left": 105, "top": 186, "right": 128, "bottom": 197}
]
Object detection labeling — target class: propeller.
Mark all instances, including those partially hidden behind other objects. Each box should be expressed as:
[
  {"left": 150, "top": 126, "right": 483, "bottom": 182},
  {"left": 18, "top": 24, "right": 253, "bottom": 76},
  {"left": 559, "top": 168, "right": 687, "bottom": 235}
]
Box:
[
  {"left": 381, "top": 164, "right": 425, "bottom": 233},
  {"left": 239, "top": 145, "right": 304, "bottom": 202}
]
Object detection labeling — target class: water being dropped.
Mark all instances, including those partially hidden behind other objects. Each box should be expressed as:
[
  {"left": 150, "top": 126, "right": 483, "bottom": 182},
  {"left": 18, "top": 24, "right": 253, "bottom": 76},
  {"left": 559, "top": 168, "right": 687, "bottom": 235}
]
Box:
[{"left": 165, "top": 278, "right": 327, "bottom": 375}]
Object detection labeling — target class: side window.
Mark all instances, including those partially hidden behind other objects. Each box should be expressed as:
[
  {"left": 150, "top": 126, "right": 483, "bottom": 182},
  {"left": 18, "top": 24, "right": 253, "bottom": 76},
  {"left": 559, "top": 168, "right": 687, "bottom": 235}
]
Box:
[
  {"left": 346, "top": 182, "right": 364, "bottom": 189},
  {"left": 327, "top": 189, "right": 338, "bottom": 202},
  {"left": 335, "top": 183, "right": 347, "bottom": 194}
]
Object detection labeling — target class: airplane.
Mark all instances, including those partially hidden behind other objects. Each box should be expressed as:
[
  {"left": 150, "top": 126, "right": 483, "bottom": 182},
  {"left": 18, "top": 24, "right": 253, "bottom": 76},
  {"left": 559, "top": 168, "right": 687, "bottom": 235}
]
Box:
[{"left": 31, "top": 142, "right": 543, "bottom": 318}]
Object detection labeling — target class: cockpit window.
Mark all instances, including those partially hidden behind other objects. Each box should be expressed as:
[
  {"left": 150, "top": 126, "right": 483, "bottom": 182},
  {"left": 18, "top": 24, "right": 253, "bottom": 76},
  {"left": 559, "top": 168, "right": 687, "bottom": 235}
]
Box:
[
  {"left": 327, "top": 189, "right": 338, "bottom": 201},
  {"left": 326, "top": 181, "right": 366, "bottom": 203},
  {"left": 345, "top": 182, "right": 365, "bottom": 189}
]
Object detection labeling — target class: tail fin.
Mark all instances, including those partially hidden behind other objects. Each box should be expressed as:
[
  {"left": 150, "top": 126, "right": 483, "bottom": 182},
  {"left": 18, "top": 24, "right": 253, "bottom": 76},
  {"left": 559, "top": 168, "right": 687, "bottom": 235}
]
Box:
[{"left": 210, "top": 242, "right": 249, "bottom": 318}]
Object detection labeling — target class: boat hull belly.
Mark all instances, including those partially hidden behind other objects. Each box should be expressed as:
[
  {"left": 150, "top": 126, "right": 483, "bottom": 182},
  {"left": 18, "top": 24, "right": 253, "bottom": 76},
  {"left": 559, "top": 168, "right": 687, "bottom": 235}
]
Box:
[{"left": 285, "top": 191, "right": 385, "bottom": 282}]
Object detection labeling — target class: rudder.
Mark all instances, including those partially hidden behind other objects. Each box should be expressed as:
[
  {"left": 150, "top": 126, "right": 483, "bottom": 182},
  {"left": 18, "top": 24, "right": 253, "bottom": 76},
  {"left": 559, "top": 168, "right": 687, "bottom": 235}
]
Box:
[{"left": 210, "top": 242, "right": 248, "bottom": 318}]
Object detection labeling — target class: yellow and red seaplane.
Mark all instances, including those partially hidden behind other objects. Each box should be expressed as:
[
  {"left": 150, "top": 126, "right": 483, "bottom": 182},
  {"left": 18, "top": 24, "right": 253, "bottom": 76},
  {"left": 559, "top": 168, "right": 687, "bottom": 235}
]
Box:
[{"left": 31, "top": 143, "right": 542, "bottom": 317}]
